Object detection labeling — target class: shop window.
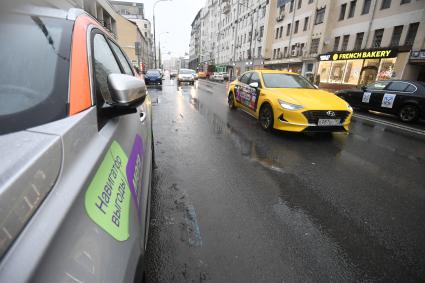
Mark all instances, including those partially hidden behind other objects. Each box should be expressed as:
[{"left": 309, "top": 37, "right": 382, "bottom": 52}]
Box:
[
  {"left": 377, "top": 58, "right": 396, "bottom": 80},
  {"left": 354, "top": 32, "right": 364, "bottom": 49},
  {"left": 372, "top": 29, "right": 384, "bottom": 48},
  {"left": 390, "top": 25, "right": 403, "bottom": 46},
  {"left": 348, "top": 1, "right": 357, "bottom": 18},
  {"left": 341, "top": 35, "right": 350, "bottom": 51},
  {"left": 343, "top": 60, "right": 363, "bottom": 84},
  {"left": 333, "top": 36, "right": 340, "bottom": 51},
  {"left": 318, "top": 61, "right": 331, "bottom": 83},
  {"left": 339, "top": 4, "right": 346, "bottom": 21},
  {"left": 362, "top": 0, "right": 371, "bottom": 14},
  {"left": 404, "top": 22, "right": 419, "bottom": 46},
  {"left": 329, "top": 61, "right": 346, "bottom": 83},
  {"left": 381, "top": 0, "right": 391, "bottom": 9},
  {"left": 315, "top": 7, "right": 326, "bottom": 24}
]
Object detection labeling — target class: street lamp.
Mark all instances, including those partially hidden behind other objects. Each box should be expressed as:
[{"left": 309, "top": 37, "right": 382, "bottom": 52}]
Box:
[
  {"left": 153, "top": 0, "right": 172, "bottom": 68},
  {"left": 158, "top": 32, "right": 170, "bottom": 69}
]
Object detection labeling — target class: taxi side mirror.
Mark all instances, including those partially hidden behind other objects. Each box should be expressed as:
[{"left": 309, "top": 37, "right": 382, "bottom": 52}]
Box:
[
  {"left": 249, "top": 82, "right": 259, "bottom": 89},
  {"left": 107, "top": 74, "right": 147, "bottom": 108}
]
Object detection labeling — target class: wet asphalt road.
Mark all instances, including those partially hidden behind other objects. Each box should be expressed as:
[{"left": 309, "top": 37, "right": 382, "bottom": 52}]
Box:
[{"left": 144, "top": 78, "right": 425, "bottom": 283}]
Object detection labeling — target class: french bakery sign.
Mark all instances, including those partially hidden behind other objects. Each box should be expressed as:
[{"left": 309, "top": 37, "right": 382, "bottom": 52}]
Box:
[{"left": 319, "top": 49, "right": 398, "bottom": 61}]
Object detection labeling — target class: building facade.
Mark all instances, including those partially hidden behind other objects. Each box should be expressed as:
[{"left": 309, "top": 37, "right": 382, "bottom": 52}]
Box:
[
  {"left": 190, "top": 0, "right": 425, "bottom": 85},
  {"left": 110, "top": 0, "right": 155, "bottom": 70}
]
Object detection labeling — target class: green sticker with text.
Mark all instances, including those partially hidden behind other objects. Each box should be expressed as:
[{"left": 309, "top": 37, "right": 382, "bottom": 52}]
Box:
[{"left": 85, "top": 141, "right": 131, "bottom": 241}]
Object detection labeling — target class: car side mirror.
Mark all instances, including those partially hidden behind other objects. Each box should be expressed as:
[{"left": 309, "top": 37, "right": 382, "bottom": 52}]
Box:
[
  {"left": 107, "top": 74, "right": 147, "bottom": 108},
  {"left": 249, "top": 82, "right": 259, "bottom": 89},
  {"left": 314, "top": 84, "right": 319, "bottom": 89}
]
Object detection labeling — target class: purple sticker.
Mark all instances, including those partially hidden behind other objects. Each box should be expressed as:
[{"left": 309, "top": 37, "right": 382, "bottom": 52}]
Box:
[{"left": 126, "top": 135, "right": 144, "bottom": 222}]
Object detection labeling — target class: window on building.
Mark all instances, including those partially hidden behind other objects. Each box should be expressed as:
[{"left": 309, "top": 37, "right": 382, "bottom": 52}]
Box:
[
  {"left": 341, "top": 35, "right": 350, "bottom": 51},
  {"left": 294, "top": 20, "right": 299, "bottom": 33},
  {"left": 310, "top": 38, "right": 320, "bottom": 54},
  {"left": 279, "top": 26, "right": 283, "bottom": 38},
  {"left": 404, "top": 22, "right": 419, "bottom": 46},
  {"left": 381, "top": 0, "right": 391, "bottom": 9},
  {"left": 290, "top": 0, "right": 294, "bottom": 12},
  {"left": 329, "top": 61, "right": 347, "bottom": 83},
  {"left": 298, "top": 0, "right": 302, "bottom": 9},
  {"left": 343, "top": 60, "right": 363, "bottom": 84},
  {"left": 390, "top": 25, "right": 403, "bottom": 46},
  {"left": 304, "top": 17, "right": 309, "bottom": 31},
  {"left": 339, "top": 4, "right": 347, "bottom": 21},
  {"left": 309, "top": 0, "right": 313, "bottom": 3},
  {"left": 259, "top": 26, "right": 264, "bottom": 37},
  {"left": 258, "top": 47, "right": 262, "bottom": 57},
  {"left": 362, "top": 0, "right": 371, "bottom": 14},
  {"left": 315, "top": 7, "right": 326, "bottom": 24},
  {"left": 277, "top": 48, "right": 281, "bottom": 58},
  {"left": 275, "top": 28, "right": 279, "bottom": 39},
  {"left": 333, "top": 36, "right": 340, "bottom": 51},
  {"left": 318, "top": 61, "right": 331, "bottom": 83},
  {"left": 348, "top": 0, "right": 357, "bottom": 18},
  {"left": 300, "top": 43, "right": 305, "bottom": 55},
  {"left": 284, "top": 46, "right": 288, "bottom": 57},
  {"left": 377, "top": 58, "right": 397, "bottom": 80},
  {"left": 273, "top": 49, "right": 276, "bottom": 59},
  {"left": 287, "top": 23, "right": 291, "bottom": 36},
  {"left": 400, "top": 0, "right": 411, "bottom": 4},
  {"left": 372, "top": 28, "right": 384, "bottom": 48},
  {"left": 354, "top": 32, "right": 364, "bottom": 49}
]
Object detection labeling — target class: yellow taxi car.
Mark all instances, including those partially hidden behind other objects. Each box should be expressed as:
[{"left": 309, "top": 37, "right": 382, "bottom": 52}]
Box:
[{"left": 227, "top": 70, "right": 353, "bottom": 132}]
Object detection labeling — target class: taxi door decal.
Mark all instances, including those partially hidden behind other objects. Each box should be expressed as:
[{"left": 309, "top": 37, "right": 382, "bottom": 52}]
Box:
[{"left": 126, "top": 135, "right": 144, "bottom": 223}]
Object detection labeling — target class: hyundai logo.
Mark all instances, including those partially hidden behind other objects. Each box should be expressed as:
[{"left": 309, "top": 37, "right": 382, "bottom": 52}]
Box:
[{"left": 326, "top": 111, "right": 336, "bottom": 117}]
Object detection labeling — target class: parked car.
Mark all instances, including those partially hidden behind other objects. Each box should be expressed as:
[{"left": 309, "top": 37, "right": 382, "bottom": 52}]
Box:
[
  {"left": 210, "top": 72, "right": 225, "bottom": 82},
  {"left": 336, "top": 80, "right": 425, "bottom": 123},
  {"left": 170, "top": 70, "right": 178, "bottom": 78},
  {"left": 0, "top": 5, "right": 153, "bottom": 283},
  {"left": 177, "top": 69, "right": 196, "bottom": 85},
  {"left": 197, "top": 71, "right": 207, "bottom": 79},
  {"left": 220, "top": 72, "right": 230, "bottom": 81},
  {"left": 145, "top": 69, "right": 163, "bottom": 86},
  {"left": 227, "top": 70, "right": 353, "bottom": 132}
]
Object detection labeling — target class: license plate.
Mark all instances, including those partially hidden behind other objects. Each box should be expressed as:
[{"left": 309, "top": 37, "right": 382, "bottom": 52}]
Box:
[{"left": 317, "top": 119, "right": 341, "bottom": 126}]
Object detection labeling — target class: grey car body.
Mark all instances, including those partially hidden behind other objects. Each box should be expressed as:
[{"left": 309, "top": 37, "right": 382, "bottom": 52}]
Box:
[{"left": 0, "top": 6, "right": 153, "bottom": 283}]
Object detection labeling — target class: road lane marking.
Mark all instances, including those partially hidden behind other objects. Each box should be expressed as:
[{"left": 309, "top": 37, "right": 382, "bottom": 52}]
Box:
[{"left": 353, "top": 114, "right": 425, "bottom": 136}]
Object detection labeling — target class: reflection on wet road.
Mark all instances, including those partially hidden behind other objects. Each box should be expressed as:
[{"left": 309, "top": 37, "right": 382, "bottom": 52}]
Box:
[{"left": 145, "top": 79, "right": 425, "bottom": 283}]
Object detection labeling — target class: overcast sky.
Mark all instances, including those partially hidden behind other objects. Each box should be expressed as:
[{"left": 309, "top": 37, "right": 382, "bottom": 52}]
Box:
[{"left": 129, "top": 0, "right": 206, "bottom": 58}]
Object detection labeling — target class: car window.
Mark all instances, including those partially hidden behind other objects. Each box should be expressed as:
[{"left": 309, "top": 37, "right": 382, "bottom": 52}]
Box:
[
  {"left": 146, "top": 70, "right": 160, "bottom": 76},
  {"left": 240, "top": 73, "right": 251, "bottom": 84},
  {"left": 108, "top": 40, "right": 133, "bottom": 76},
  {"left": 386, "top": 82, "right": 409, "bottom": 92},
  {"left": 262, "top": 73, "right": 315, "bottom": 89},
  {"left": 367, "top": 81, "right": 389, "bottom": 90},
  {"left": 93, "top": 33, "right": 122, "bottom": 105},
  {"left": 405, "top": 84, "right": 416, "bottom": 93},
  {"left": 0, "top": 14, "right": 73, "bottom": 135},
  {"left": 249, "top": 72, "right": 262, "bottom": 87}
]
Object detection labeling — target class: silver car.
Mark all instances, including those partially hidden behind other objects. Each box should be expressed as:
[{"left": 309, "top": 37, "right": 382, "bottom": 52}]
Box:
[{"left": 0, "top": 5, "right": 153, "bottom": 283}]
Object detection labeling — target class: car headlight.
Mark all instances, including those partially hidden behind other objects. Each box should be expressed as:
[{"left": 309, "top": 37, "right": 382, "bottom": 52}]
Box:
[
  {"left": 278, "top": 99, "right": 304, "bottom": 110},
  {"left": 347, "top": 104, "right": 353, "bottom": 112}
]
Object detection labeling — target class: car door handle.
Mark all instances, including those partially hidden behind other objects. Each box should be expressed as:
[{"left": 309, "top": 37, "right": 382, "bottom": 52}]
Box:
[{"left": 140, "top": 111, "right": 147, "bottom": 123}]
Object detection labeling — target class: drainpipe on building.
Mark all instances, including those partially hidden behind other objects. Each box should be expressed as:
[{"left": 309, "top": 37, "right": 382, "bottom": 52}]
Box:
[
  {"left": 363, "top": 0, "right": 378, "bottom": 49},
  {"left": 287, "top": 0, "right": 297, "bottom": 70}
]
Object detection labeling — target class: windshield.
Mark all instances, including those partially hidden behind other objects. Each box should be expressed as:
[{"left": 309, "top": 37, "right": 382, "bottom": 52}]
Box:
[
  {"left": 180, "top": 69, "right": 194, "bottom": 74},
  {"left": 0, "top": 14, "right": 72, "bottom": 135},
  {"left": 262, "top": 73, "right": 315, "bottom": 89},
  {"left": 147, "top": 70, "right": 160, "bottom": 76}
]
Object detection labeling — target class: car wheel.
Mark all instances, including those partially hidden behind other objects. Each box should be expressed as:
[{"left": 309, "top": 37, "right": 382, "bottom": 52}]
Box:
[
  {"left": 259, "top": 104, "right": 274, "bottom": 131},
  {"left": 228, "top": 92, "right": 236, "bottom": 110},
  {"left": 399, "top": 104, "right": 419, "bottom": 123}
]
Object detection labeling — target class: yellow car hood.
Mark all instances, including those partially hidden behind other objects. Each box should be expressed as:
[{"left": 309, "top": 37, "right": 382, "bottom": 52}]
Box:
[{"left": 269, "top": 88, "right": 350, "bottom": 110}]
